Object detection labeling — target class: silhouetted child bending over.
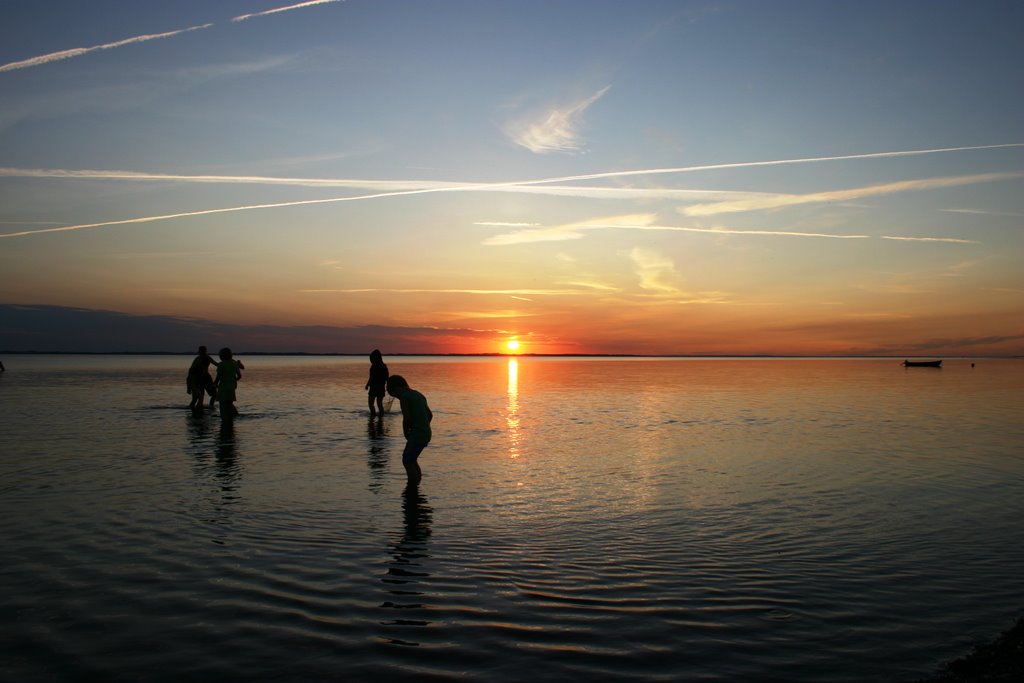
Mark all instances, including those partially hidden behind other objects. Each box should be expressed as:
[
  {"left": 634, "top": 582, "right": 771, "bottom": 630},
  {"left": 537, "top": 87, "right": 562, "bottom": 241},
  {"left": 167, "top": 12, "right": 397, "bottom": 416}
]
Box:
[
  {"left": 365, "top": 349, "right": 389, "bottom": 417},
  {"left": 386, "top": 375, "right": 432, "bottom": 483}
]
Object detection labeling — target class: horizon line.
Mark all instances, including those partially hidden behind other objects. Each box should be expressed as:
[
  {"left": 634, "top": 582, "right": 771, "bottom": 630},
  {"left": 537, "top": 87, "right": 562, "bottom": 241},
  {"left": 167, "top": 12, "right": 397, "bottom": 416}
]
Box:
[{"left": 0, "top": 350, "right": 1014, "bottom": 360}]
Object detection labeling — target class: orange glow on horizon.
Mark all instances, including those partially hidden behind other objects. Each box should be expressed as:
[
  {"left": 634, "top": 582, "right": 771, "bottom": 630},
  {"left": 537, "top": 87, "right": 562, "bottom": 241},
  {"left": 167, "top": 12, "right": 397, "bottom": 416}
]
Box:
[{"left": 504, "top": 339, "right": 521, "bottom": 353}]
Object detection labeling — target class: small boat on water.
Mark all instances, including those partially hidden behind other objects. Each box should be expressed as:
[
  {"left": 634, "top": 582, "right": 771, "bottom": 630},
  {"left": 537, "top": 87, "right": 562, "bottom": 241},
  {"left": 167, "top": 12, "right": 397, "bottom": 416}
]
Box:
[{"left": 903, "top": 359, "right": 942, "bottom": 368}]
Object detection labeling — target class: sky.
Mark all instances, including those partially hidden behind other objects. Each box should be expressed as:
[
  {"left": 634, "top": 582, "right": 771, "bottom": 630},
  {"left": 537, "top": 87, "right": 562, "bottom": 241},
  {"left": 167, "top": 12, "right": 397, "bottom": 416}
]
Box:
[{"left": 1, "top": 0, "right": 1022, "bottom": 356}]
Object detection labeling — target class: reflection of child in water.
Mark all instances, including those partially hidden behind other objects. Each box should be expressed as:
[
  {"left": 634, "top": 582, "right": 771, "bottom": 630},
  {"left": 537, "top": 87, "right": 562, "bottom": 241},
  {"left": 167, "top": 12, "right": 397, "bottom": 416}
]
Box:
[
  {"left": 214, "top": 347, "right": 243, "bottom": 418},
  {"left": 365, "top": 349, "right": 389, "bottom": 417},
  {"left": 387, "top": 375, "right": 432, "bottom": 484}
]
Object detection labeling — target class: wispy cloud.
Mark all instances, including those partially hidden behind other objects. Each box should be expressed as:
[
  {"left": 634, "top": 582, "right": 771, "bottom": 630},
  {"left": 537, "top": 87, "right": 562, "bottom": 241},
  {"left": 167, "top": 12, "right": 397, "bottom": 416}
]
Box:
[
  {"left": 101, "top": 251, "right": 205, "bottom": 259},
  {"left": 440, "top": 310, "right": 542, "bottom": 320},
  {"left": 614, "top": 223, "right": 979, "bottom": 244},
  {"left": 481, "top": 213, "right": 656, "bottom": 246},
  {"left": 482, "top": 218, "right": 983, "bottom": 246},
  {"left": 630, "top": 248, "right": 682, "bottom": 294},
  {"left": 0, "top": 56, "right": 296, "bottom": 131},
  {"left": 300, "top": 288, "right": 585, "bottom": 295},
  {"left": 0, "top": 24, "right": 213, "bottom": 73},
  {"left": 505, "top": 86, "right": 611, "bottom": 153},
  {"left": 474, "top": 221, "right": 543, "bottom": 227},
  {"left": 942, "top": 208, "right": 1024, "bottom": 218},
  {"left": 680, "top": 172, "right": 1023, "bottom": 216},
  {"left": 586, "top": 224, "right": 872, "bottom": 239},
  {"left": 232, "top": 0, "right": 344, "bottom": 22},
  {"left": 481, "top": 227, "right": 586, "bottom": 246},
  {"left": 173, "top": 54, "right": 298, "bottom": 81},
  {"left": 623, "top": 250, "right": 732, "bottom": 304},
  {"left": 942, "top": 260, "right": 980, "bottom": 276},
  {"left": 481, "top": 215, "right": 871, "bottom": 245},
  {"left": 558, "top": 281, "right": 621, "bottom": 292}
]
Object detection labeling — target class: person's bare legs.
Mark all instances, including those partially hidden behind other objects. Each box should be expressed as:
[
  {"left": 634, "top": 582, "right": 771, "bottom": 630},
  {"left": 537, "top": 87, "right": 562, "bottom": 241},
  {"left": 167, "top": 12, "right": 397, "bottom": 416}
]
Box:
[
  {"left": 401, "top": 441, "right": 426, "bottom": 485},
  {"left": 404, "top": 461, "right": 422, "bottom": 485}
]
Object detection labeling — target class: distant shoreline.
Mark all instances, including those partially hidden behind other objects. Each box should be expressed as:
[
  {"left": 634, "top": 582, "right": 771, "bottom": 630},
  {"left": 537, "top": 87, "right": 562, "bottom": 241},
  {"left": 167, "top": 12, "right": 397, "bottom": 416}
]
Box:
[
  {"left": 0, "top": 351, "right": 1021, "bottom": 360},
  {"left": 0, "top": 350, "right": 1019, "bottom": 360}
]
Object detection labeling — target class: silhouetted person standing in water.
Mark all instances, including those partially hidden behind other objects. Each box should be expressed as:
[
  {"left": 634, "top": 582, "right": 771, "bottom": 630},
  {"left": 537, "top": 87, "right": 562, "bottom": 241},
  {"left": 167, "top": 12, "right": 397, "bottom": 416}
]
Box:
[
  {"left": 214, "top": 347, "right": 243, "bottom": 419},
  {"left": 365, "top": 349, "right": 390, "bottom": 417},
  {"left": 187, "top": 345, "right": 218, "bottom": 411},
  {"left": 386, "top": 375, "right": 432, "bottom": 484}
]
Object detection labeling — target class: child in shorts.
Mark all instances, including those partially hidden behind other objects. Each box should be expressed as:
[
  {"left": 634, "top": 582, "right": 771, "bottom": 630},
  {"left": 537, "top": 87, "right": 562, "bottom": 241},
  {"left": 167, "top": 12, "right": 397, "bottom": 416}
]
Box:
[{"left": 386, "top": 375, "right": 432, "bottom": 484}]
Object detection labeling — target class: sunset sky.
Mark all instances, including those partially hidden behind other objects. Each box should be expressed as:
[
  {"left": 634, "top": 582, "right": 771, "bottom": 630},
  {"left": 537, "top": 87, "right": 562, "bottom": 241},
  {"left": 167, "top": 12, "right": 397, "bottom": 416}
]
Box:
[{"left": 1, "top": 0, "right": 1022, "bottom": 355}]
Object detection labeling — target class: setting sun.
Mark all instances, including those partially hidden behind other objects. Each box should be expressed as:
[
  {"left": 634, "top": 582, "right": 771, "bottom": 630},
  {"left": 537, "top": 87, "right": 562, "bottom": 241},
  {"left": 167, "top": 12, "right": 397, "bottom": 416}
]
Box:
[{"left": 0, "top": 3, "right": 1021, "bottom": 360}]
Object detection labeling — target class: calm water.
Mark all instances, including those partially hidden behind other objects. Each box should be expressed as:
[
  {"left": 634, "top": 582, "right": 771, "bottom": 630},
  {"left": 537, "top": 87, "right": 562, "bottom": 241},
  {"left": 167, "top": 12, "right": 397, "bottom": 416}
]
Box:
[{"left": 1, "top": 355, "right": 1022, "bottom": 682}]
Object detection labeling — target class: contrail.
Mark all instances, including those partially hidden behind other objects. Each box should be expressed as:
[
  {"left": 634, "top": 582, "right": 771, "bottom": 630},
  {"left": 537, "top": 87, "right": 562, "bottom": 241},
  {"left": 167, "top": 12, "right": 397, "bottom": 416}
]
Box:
[
  {"left": 0, "top": 167, "right": 775, "bottom": 201},
  {"left": 0, "top": 187, "right": 459, "bottom": 238},
  {"left": 1, "top": 1, "right": 344, "bottom": 73},
  {"left": 880, "top": 236, "right": 980, "bottom": 244},
  {"left": 0, "top": 167, "right": 469, "bottom": 190},
  {"left": 0, "top": 24, "right": 214, "bottom": 73},
  {"left": 4, "top": 142, "right": 1020, "bottom": 188},
  {"left": 3, "top": 143, "right": 1020, "bottom": 239},
  {"left": 233, "top": 0, "right": 345, "bottom": 22},
  {"left": 523, "top": 143, "right": 1024, "bottom": 185}
]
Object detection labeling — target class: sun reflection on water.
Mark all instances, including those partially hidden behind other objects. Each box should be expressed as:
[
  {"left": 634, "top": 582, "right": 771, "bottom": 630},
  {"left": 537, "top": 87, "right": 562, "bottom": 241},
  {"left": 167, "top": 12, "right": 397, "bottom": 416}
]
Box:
[{"left": 506, "top": 358, "right": 521, "bottom": 458}]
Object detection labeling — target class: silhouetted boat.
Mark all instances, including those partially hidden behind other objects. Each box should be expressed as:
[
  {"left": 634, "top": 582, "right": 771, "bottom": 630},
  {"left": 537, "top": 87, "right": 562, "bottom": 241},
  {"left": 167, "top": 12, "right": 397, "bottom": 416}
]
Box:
[{"left": 903, "top": 359, "right": 942, "bottom": 368}]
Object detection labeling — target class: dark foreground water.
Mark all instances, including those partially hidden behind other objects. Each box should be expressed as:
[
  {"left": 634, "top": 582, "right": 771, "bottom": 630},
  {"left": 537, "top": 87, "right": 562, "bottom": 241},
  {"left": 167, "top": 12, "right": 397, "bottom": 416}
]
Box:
[{"left": 1, "top": 355, "right": 1022, "bottom": 682}]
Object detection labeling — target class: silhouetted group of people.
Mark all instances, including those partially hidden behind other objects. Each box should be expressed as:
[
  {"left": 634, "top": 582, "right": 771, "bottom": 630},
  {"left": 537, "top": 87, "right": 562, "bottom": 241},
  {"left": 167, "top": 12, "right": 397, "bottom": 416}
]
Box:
[
  {"left": 187, "top": 346, "right": 243, "bottom": 418},
  {"left": 186, "top": 346, "right": 432, "bottom": 482}
]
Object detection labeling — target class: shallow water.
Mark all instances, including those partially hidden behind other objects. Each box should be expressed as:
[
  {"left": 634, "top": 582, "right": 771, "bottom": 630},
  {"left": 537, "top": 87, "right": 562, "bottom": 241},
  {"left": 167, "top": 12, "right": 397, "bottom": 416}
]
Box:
[{"left": 1, "top": 355, "right": 1022, "bottom": 681}]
